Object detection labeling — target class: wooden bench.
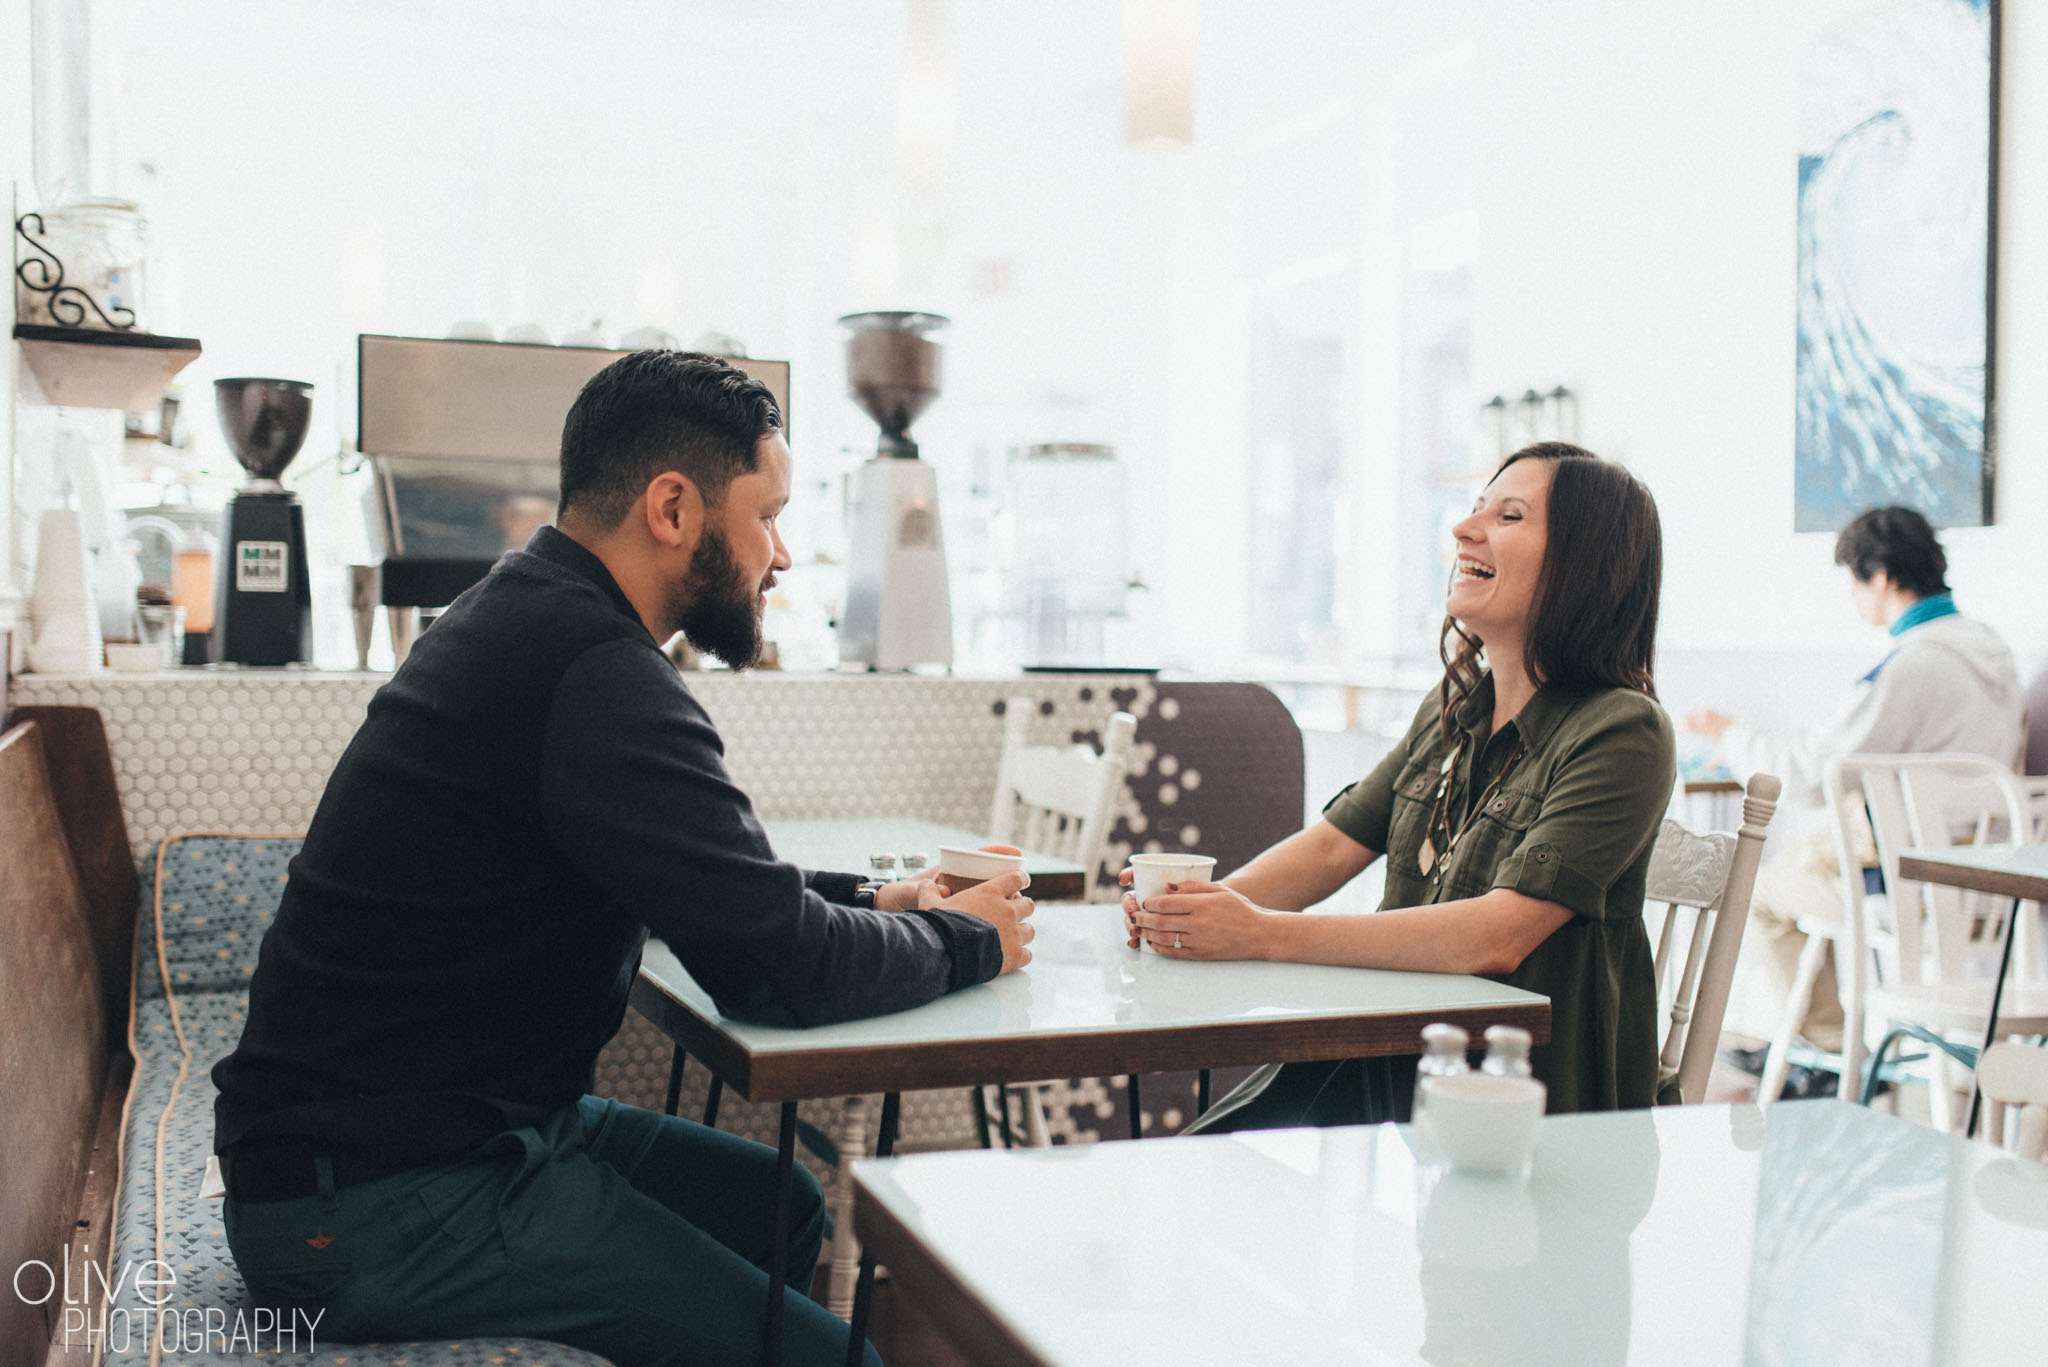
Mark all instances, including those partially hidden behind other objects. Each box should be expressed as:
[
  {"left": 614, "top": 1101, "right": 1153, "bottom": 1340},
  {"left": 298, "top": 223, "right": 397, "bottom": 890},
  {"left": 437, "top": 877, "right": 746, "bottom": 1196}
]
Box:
[
  {"left": 2, "top": 708, "right": 606, "bottom": 1365},
  {"left": 0, "top": 711, "right": 135, "bottom": 1367}
]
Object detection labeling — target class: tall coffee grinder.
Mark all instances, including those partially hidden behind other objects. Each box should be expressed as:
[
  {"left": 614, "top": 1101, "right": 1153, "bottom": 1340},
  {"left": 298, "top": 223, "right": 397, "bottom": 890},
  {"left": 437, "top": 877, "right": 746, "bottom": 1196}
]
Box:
[
  {"left": 211, "top": 377, "right": 314, "bottom": 665},
  {"left": 837, "top": 311, "right": 953, "bottom": 670}
]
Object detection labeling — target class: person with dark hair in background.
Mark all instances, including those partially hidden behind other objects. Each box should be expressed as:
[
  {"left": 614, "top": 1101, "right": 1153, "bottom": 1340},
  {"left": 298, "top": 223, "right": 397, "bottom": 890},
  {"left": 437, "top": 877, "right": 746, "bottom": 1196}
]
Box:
[
  {"left": 1124, "top": 442, "right": 1675, "bottom": 1124},
  {"left": 1687, "top": 505, "right": 2023, "bottom": 1091},
  {"left": 212, "top": 351, "right": 1035, "bottom": 1365}
]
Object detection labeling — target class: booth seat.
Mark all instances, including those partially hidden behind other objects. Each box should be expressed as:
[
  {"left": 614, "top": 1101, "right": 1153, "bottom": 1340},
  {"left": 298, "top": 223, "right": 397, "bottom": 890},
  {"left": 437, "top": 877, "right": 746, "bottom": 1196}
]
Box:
[{"left": 103, "top": 832, "right": 608, "bottom": 1365}]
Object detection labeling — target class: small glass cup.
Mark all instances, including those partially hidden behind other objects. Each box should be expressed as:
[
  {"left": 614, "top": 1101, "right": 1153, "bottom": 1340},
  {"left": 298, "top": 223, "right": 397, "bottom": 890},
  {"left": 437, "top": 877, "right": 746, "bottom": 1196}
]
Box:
[{"left": 135, "top": 603, "right": 185, "bottom": 667}]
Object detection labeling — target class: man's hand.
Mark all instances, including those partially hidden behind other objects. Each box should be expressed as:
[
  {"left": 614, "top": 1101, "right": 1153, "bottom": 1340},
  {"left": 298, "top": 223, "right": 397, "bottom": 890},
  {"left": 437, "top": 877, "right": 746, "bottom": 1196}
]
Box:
[
  {"left": 925, "top": 869, "right": 1036, "bottom": 974},
  {"left": 874, "top": 863, "right": 943, "bottom": 913}
]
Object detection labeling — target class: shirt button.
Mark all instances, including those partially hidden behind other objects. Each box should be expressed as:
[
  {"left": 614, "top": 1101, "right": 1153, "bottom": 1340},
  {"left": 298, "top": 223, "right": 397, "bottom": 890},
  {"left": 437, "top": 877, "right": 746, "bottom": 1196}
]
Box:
[{"left": 1535, "top": 850, "right": 1552, "bottom": 863}]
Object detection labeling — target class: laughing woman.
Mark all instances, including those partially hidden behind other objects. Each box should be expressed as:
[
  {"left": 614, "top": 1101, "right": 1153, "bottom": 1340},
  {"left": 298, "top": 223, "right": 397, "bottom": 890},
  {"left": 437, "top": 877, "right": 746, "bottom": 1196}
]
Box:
[{"left": 1127, "top": 442, "right": 1674, "bottom": 1124}]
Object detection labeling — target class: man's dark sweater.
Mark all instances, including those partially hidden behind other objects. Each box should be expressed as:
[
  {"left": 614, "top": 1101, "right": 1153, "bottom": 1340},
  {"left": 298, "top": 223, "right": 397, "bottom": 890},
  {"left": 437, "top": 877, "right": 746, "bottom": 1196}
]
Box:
[{"left": 213, "top": 526, "right": 1001, "bottom": 1166}]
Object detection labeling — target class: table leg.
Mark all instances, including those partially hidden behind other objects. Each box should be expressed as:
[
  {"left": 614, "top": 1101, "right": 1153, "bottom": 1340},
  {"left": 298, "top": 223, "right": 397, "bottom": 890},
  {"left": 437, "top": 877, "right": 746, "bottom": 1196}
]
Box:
[
  {"left": 995, "top": 1084, "right": 1015, "bottom": 1148},
  {"left": 845, "top": 1091, "right": 901, "bottom": 1367},
  {"left": 664, "top": 1046, "right": 687, "bottom": 1117},
  {"left": 704, "top": 1075, "right": 725, "bottom": 1129},
  {"left": 760, "top": 1101, "right": 799, "bottom": 1367},
  {"left": 825, "top": 1095, "right": 872, "bottom": 1318},
  {"left": 969, "top": 1086, "right": 992, "bottom": 1149},
  {"left": 1966, "top": 896, "right": 2022, "bottom": 1138},
  {"left": 1128, "top": 1075, "right": 1143, "bottom": 1139}
]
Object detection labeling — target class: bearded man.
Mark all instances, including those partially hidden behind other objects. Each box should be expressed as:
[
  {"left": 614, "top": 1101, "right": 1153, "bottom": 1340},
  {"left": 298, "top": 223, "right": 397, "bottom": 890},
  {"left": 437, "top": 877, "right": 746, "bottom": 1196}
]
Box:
[{"left": 211, "top": 351, "right": 1033, "bottom": 1365}]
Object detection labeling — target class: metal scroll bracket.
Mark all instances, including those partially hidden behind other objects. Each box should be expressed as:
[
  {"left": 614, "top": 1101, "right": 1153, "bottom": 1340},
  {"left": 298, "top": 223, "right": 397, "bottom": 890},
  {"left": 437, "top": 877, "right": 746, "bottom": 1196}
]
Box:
[{"left": 14, "top": 210, "right": 139, "bottom": 331}]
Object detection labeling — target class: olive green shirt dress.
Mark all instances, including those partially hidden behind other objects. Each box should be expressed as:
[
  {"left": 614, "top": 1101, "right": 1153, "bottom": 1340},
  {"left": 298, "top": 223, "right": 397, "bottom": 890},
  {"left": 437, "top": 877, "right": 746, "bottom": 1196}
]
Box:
[{"left": 1323, "top": 674, "right": 1677, "bottom": 1112}]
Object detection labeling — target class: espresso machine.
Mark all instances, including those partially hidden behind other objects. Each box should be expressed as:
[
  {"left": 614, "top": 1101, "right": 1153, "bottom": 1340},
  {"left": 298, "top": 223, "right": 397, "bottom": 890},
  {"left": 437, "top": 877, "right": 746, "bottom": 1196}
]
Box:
[
  {"left": 837, "top": 311, "right": 953, "bottom": 670},
  {"left": 211, "top": 378, "right": 314, "bottom": 665}
]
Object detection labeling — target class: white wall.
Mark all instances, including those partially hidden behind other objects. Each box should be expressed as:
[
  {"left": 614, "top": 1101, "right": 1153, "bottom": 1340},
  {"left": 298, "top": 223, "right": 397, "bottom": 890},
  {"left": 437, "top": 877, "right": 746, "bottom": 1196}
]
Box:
[
  {"left": 3, "top": 1, "right": 2040, "bottom": 696},
  {"left": 1, "top": 0, "right": 30, "bottom": 666},
  {"left": 1457, "top": 0, "right": 2043, "bottom": 693}
]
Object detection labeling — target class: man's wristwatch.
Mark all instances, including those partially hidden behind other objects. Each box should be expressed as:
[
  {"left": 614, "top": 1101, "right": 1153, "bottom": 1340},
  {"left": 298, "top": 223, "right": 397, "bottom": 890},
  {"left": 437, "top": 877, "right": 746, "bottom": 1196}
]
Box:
[{"left": 853, "top": 879, "right": 889, "bottom": 910}]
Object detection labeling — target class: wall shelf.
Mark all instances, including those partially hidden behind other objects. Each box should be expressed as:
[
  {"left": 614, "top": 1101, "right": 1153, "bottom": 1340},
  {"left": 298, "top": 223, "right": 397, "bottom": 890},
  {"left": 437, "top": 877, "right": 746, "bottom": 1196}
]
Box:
[{"left": 12, "top": 323, "right": 202, "bottom": 411}]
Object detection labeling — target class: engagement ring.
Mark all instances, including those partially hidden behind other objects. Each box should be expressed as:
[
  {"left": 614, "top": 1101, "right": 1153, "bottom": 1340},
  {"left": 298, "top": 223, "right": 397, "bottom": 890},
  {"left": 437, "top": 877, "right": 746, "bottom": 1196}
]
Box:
[{"left": 1173, "top": 933, "right": 1182, "bottom": 949}]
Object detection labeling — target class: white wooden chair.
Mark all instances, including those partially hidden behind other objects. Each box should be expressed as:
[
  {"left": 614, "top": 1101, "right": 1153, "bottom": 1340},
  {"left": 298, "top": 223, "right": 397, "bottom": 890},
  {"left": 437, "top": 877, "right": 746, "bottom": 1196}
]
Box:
[
  {"left": 1977, "top": 1040, "right": 2048, "bottom": 1162},
  {"left": 974, "top": 699, "right": 1137, "bottom": 1147},
  {"left": 1780, "top": 754, "right": 2048, "bottom": 1130},
  {"left": 1645, "top": 772, "right": 1779, "bottom": 1104},
  {"left": 2024, "top": 775, "right": 2048, "bottom": 840},
  {"left": 986, "top": 699, "right": 1138, "bottom": 882}
]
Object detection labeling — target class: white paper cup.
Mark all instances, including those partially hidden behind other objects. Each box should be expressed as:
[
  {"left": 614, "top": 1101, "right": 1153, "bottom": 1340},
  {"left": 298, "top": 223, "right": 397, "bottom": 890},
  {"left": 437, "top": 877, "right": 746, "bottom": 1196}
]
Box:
[
  {"left": 936, "top": 845, "right": 1026, "bottom": 894},
  {"left": 104, "top": 641, "right": 164, "bottom": 673},
  {"left": 1127, "top": 853, "right": 1218, "bottom": 909},
  {"left": 1417, "top": 1073, "right": 1546, "bottom": 1176}
]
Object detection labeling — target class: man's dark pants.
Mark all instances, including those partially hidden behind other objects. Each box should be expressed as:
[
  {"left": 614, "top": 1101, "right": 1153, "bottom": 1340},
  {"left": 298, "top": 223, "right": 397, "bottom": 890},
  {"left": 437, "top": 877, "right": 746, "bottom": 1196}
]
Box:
[{"left": 223, "top": 1096, "right": 882, "bottom": 1366}]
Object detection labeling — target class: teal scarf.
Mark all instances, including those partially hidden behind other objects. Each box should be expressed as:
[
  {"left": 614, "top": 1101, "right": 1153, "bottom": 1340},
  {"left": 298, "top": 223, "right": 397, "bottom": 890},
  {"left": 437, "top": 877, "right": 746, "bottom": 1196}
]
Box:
[{"left": 1889, "top": 592, "right": 1958, "bottom": 638}]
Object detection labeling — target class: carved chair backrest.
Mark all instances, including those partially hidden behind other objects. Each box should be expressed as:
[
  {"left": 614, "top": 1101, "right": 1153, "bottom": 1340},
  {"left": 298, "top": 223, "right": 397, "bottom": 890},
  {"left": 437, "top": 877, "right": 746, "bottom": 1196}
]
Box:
[
  {"left": 987, "top": 699, "right": 1137, "bottom": 896},
  {"left": 1645, "top": 773, "right": 1780, "bottom": 1104}
]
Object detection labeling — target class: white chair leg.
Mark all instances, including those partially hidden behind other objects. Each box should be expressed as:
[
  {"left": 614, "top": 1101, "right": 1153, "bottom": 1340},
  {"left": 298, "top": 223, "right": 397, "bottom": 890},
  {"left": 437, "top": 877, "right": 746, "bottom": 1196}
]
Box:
[
  {"left": 1840, "top": 939, "right": 1867, "bottom": 1107},
  {"left": 1760, "top": 932, "right": 1829, "bottom": 1106},
  {"left": 1022, "top": 1082, "right": 1053, "bottom": 1147},
  {"left": 825, "top": 1094, "right": 870, "bottom": 1318},
  {"left": 1922, "top": 1048, "right": 1956, "bottom": 1135}
]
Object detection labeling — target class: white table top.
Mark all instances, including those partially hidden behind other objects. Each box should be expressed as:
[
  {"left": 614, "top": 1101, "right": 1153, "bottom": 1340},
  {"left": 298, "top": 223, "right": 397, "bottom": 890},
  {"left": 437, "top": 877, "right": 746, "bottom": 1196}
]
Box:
[
  {"left": 764, "top": 816, "right": 1089, "bottom": 897},
  {"left": 1899, "top": 843, "right": 2048, "bottom": 901},
  {"left": 634, "top": 903, "right": 1546, "bottom": 1101},
  {"left": 853, "top": 1100, "right": 2048, "bottom": 1367}
]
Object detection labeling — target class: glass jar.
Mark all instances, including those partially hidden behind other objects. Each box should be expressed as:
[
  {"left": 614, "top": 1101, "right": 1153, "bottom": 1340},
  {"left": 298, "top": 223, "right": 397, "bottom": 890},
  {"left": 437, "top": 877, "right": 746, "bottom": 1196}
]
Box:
[{"left": 18, "top": 198, "right": 149, "bottom": 330}]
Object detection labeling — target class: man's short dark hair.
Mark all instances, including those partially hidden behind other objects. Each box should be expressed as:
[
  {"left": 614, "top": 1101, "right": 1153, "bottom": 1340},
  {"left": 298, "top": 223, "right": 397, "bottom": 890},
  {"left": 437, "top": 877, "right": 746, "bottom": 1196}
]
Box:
[
  {"left": 557, "top": 351, "right": 784, "bottom": 529},
  {"left": 1833, "top": 506, "right": 1949, "bottom": 598}
]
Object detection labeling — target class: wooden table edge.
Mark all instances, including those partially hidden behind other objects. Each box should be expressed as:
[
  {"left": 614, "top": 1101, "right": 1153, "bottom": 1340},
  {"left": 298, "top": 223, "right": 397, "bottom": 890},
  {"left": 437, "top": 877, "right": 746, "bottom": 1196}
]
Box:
[
  {"left": 630, "top": 969, "right": 1547, "bottom": 1103},
  {"left": 1897, "top": 854, "right": 2048, "bottom": 903},
  {"left": 853, "top": 1173, "right": 1052, "bottom": 1367},
  {"left": 1026, "top": 870, "right": 1085, "bottom": 901}
]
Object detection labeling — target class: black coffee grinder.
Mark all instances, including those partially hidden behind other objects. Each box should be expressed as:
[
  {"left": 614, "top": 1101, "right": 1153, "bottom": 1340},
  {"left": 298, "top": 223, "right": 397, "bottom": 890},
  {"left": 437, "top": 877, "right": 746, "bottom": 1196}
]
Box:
[{"left": 211, "top": 378, "right": 314, "bottom": 665}]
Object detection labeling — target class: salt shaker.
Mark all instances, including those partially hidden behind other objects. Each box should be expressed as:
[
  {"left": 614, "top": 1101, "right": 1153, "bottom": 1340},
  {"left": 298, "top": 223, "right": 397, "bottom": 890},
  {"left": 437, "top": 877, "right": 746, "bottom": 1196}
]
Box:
[
  {"left": 1414, "top": 1022, "right": 1471, "bottom": 1125},
  {"left": 1481, "top": 1025, "right": 1534, "bottom": 1078}
]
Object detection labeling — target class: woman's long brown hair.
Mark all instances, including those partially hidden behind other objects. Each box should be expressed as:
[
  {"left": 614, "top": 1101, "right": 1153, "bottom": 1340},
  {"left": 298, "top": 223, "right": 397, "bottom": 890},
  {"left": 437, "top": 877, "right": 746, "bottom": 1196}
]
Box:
[{"left": 1438, "top": 442, "right": 1662, "bottom": 750}]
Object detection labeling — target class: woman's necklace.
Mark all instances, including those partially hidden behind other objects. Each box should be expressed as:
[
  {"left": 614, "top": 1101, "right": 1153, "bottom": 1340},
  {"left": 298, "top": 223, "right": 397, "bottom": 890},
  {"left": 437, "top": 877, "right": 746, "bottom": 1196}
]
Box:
[{"left": 1418, "top": 733, "right": 1526, "bottom": 878}]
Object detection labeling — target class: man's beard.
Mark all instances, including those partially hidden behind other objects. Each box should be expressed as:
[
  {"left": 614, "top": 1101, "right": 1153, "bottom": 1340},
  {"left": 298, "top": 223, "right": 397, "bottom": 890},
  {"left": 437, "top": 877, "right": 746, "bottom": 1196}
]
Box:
[{"left": 668, "top": 526, "right": 768, "bottom": 669}]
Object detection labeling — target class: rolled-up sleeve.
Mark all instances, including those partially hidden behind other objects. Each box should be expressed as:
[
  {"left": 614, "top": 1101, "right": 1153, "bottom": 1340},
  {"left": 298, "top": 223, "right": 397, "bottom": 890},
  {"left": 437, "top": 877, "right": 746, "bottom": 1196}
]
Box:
[
  {"left": 1323, "top": 701, "right": 1434, "bottom": 853},
  {"left": 1489, "top": 698, "right": 1676, "bottom": 921}
]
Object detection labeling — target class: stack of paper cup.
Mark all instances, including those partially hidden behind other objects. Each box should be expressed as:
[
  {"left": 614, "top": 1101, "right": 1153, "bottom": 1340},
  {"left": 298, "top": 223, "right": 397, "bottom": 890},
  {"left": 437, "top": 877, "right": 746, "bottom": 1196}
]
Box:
[{"left": 27, "top": 508, "right": 100, "bottom": 673}]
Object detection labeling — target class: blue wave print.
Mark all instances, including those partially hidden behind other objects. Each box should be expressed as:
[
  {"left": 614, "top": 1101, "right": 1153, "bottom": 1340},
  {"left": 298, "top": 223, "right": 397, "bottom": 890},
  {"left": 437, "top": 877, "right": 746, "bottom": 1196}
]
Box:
[{"left": 1793, "top": 0, "right": 1991, "bottom": 532}]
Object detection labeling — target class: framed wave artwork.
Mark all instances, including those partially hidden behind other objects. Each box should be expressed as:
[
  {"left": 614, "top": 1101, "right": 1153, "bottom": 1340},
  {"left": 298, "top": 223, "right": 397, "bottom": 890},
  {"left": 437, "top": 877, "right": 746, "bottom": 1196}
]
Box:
[{"left": 1794, "top": 0, "right": 2000, "bottom": 532}]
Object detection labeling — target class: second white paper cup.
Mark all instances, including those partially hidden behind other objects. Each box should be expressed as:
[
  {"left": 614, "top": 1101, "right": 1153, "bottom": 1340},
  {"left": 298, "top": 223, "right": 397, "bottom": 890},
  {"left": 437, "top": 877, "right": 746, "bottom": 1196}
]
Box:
[{"left": 1128, "top": 853, "right": 1217, "bottom": 910}]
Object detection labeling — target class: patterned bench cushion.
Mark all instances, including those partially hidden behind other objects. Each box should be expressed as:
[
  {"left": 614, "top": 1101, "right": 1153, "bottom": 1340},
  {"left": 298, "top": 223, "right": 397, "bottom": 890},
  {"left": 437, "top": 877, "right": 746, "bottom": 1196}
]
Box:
[{"left": 107, "top": 834, "right": 609, "bottom": 1366}]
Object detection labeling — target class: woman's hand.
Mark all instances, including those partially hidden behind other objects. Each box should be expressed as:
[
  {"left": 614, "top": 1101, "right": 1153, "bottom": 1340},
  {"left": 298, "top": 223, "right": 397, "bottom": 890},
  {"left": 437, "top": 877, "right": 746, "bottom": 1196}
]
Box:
[
  {"left": 1127, "top": 880, "right": 1274, "bottom": 961},
  {"left": 1118, "top": 866, "right": 1139, "bottom": 946}
]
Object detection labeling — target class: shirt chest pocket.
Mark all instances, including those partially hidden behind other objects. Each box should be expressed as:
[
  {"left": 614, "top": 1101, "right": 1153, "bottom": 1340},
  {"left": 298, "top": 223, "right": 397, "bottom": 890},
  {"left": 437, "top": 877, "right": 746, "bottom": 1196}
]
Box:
[
  {"left": 1385, "top": 766, "right": 1440, "bottom": 866},
  {"left": 1436, "top": 786, "right": 1545, "bottom": 899}
]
